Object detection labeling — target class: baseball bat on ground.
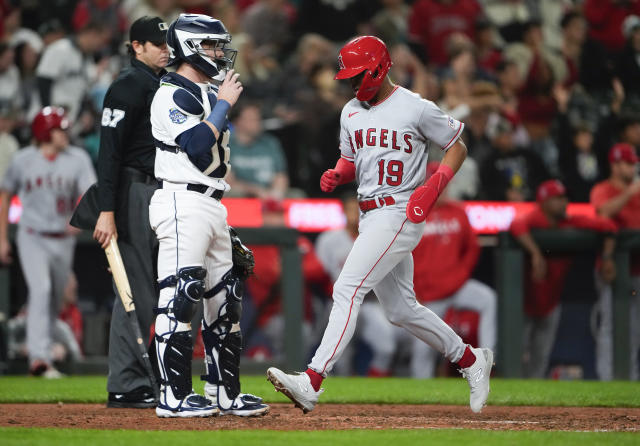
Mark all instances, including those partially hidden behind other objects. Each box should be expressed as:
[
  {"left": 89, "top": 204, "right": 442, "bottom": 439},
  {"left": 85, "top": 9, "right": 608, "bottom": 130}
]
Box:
[{"left": 104, "top": 237, "right": 159, "bottom": 399}]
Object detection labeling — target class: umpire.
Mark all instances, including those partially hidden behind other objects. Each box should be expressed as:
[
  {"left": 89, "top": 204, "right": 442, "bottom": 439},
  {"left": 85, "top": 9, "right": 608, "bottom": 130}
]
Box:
[{"left": 93, "top": 17, "right": 168, "bottom": 408}]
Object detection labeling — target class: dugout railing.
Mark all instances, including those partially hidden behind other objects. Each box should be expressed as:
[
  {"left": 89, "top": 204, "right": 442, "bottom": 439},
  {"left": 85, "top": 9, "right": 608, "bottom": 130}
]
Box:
[
  {"left": 495, "top": 229, "right": 640, "bottom": 379},
  {"left": 0, "top": 226, "right": 305, "bottom": 374}
]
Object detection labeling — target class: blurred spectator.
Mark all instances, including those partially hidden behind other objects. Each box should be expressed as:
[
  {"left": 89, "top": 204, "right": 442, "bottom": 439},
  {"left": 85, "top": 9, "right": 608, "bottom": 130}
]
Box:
[
  {"left": 241, "top": 0, "right": 292, "bottom": 59},
  {"left": 495, "top": 58, "right": 523, "bottom": 118},
  {"left": 294, "top": 0, "right": 377, "bottom": 43},
  {"left": 123, "top": 0, "right": 182, "bottom": 23},
  {"left": 538, "top": 0, "right": 575, "bottom": 50},
  {"left": 510, "top": 179, "right": 617, "bottom": 378},
  {"left": 0, "top": 43, "right": 22, "bottom": 117},
  {"left": 371, "top": 0, "right": 410, "bottom": 47},
  {"left": 0, "top": 105, "right": 18, "bottom": 180},
  {"left": 72, "top": 0, "right": 127, "bottom": 49},
  {"left": 13, "top": 38, "right": 43, "bottom": 131},
  {"left": 590, "top": 143, "right": 640, "bottom": 380},
  {"left": 616, "top": 15, "right": 640, "bottom": 102},
  {"left": 474, "top": 16, "right": 503, "bottom": 75},
  {"left": 584, "top": 0, "right": 640, "bottom": 54},
  {"left": 555, "top": 85, "right": 603, "bottom": 202},
  {"left": 480, "top": 113, "right": 549, "bottom": 201},
  {"left": 227, "top": 101, "right": 289, "bottom": 200},
  {"left": 408, "top": 164, "right": 496, "bottom": 377},
  {"left": 37, "top": 19, "right": 66, "bottom": 47},
  {"left": 504, "top": 19, "right": 566, "bottom": 174},
  {"left": 245, "top": 201, "right": 330, "bottom": 360},
  {"left": 389, "top": 43, "right": 437, "bottom": 101},
  {"left": 559, "top": 10, "right": 613, "bottom": 97},
  {"left": 408, "top": 0, "right": 482, "bottom": 67},
  {"left": 483, "top": 0, "right": 537, "bottom": 44},
  {"left": 36, "top": 21, "right": 108, "bottom": 122},
  {"left": 461, "top": 80, "right": 504, "bottom": 165}
]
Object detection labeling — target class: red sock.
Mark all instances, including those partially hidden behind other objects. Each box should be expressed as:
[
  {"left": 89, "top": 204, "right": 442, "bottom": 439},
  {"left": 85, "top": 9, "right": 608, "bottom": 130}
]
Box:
[
  {"left": 305, "top": 368, "right": 323, "bottom": 391},
  {"left": 457, "top": 346, "right": 476, "bottom": 369}
]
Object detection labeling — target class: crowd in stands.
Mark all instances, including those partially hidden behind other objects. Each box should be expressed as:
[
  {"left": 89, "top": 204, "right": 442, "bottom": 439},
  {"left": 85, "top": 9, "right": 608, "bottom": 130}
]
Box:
[{"left": 1, "top": 0, "right": 639, "bottom": 379}]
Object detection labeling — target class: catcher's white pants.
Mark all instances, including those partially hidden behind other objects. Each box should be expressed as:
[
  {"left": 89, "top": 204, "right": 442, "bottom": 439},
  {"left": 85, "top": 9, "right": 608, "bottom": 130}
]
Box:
[
  {"left": 149, "top": 189, "right": 232, "bottom": 403},
  {"left": 308, "top": 208, "right": 466, "bottom": 376}
]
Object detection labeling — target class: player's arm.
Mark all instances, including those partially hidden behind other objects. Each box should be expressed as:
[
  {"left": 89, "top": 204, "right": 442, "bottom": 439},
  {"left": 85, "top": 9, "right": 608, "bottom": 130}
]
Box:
[
  {"left": 592, "top": 181, "right": 640, "bottom": 219},
  {"left": 0, "top": 190, "right": 12, "bottom": 264},
  {"left": 406, "top": 139, "right": 467, "bottom": 223},
  {"left": 509, "top": 213, "right": 546, "bottom": 280},
  {"left": 321, "top": 112, "right": 356, "bottom": 193}
]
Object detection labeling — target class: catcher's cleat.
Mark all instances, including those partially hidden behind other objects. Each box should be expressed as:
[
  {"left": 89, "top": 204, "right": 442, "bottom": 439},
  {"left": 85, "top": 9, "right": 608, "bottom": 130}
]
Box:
[
  {"left": 460, "top": 347, "right": 494, "bottom": 413},
  {"left": 155, "top": 393, "right": 218, "bottom": 418},
  {"left": 266, "top": 367, "right": 324, "bottom": 414},
  {"left": 204, "top": 383, "right": 269, "bottom": 417}
]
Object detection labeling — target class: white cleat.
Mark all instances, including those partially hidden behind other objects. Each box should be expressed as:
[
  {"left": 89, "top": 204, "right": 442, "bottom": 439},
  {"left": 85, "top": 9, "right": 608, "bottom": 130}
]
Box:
[
  {"left": 204, "top": 384, "right": 269, "bottom": 417},
  {"left": 155, "top": 393, "right": 218, "bottom": 418},
  {"left": 266, "top": 367, "right": 324, "bottom": 414},
  {"left": 460, "top": 347, "right": 494, "bottom": 413}
]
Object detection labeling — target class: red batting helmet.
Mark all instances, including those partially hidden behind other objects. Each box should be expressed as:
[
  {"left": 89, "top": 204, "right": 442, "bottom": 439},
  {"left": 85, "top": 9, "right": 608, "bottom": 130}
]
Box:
[
  {"left": 31, "top": 106, "right": 69, "bottom": 143},
  {"left": 335, "top": 36, "right": 392, "bottom": 102}
]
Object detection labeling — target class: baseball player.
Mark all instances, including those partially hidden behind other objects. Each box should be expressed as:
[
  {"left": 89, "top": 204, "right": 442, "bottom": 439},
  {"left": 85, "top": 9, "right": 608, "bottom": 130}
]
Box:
[
  {"left": 590, "top": 143, "right": 640, "bottom": 380},
  {"left": 511, "top": 179, "right": 617, "bottom": 378},
  {"left": 0, "top": 107, "right": 96, "bottom": 377},
  {"left": 88, "top": 16, "right": 168, "bottom": 409},
  {"left": 267, "top": 36, "right": 493, "bottom": 414},
  {"left": 149, "top": 13, "right": 268, "bottom": 417}
]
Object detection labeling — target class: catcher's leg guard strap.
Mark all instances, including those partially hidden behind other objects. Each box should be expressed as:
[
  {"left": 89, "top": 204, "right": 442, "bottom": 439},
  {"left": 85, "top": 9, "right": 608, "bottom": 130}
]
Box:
[
  {"left": 201, "top": 320, "right": 242, "bottom": 400},
  {"left": 157, "top": 331, "right": 193, "bottom": 401}
]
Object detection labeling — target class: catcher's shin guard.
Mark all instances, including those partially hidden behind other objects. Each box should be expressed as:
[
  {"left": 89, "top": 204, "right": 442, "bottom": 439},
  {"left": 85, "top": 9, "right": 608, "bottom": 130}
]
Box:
[
  {"left": 201, "top": 319, "right": 268, "bottom": 416},
  {"left": 156, "top": 330, "right": 194, "bottom": 404}
]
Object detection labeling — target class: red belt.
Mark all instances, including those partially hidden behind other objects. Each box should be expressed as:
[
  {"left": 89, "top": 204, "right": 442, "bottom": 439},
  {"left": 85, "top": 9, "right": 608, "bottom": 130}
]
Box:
[
  {"left": 26, "top": 227, "right": 68, "bottom": 238},
  {"left": 359, "top": 195, "right": 396, "bottom": 212}
]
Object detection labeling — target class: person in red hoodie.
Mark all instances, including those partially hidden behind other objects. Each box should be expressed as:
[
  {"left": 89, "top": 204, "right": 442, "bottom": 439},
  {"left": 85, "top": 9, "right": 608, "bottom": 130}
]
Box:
[
  {"left": 511, "top": 179, "right": 617, "bottom": 378},
  {"left": 590, "top": 143, "right": 640, "bottom": 380},
  {"left": 409, "top": 162, "right": 496, "bottom": 378}
]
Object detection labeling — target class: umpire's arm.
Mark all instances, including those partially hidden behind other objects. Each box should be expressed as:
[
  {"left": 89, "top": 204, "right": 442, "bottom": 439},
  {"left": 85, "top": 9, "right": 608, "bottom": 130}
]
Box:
[{"left": 94, "top": 91, "right": 137, "bottom": 248}]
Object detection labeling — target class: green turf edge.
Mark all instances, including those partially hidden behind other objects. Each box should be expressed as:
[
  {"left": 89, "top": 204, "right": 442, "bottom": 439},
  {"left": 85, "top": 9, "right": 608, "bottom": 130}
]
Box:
[
  {"left": 1, "top": 376, "right": 639, "bottom": 407},
  {"left": 2, "top": 427, "right": 638, "bottom": 446}
]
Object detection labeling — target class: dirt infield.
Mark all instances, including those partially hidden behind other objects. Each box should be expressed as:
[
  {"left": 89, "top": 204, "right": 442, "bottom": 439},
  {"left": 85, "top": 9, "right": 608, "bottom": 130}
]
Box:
[{"left": 2, "top": 403, "right": 639, "bottom": 431}]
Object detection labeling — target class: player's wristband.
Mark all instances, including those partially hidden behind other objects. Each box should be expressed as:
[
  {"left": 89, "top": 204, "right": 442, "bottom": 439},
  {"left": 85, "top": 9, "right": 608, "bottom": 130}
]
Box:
[{"left": 205, "top": 99, "right": 231, "bottom": 132}]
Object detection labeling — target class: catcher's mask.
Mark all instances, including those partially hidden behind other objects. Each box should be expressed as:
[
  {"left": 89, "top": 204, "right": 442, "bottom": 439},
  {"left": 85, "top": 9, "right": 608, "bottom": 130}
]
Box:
[
  {"left": 166, "top": 13, "right": 237, "bottom": 81},
  {"left": 335, "top": 36, "right": 392, "bottom": 102}
]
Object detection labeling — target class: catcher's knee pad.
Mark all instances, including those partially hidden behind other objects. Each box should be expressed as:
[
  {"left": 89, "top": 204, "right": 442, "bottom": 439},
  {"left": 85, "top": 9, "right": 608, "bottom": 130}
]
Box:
[
  {"left": 201, "top": 320, "right": 242, "bottom": 400},
  {"left": 158, "top": 266, "right": 206, "bottom": 323},
  {"left": 156, "top": 330, "right": 194, "bottom": 402},
  {"left": 204, "top": 269, "right": 243, "bottom": 324}
]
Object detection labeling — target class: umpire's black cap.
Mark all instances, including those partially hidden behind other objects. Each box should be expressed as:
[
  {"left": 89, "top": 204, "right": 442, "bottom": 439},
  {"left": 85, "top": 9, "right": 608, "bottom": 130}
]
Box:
[{"left": 130, "top": 16, "right": 168, "bottom": 45}]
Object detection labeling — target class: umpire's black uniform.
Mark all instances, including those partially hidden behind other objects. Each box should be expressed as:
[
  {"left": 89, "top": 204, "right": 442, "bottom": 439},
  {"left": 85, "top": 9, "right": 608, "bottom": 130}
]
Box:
[{"left": 98, "top": 18, "right": 167, "bottom": 406}]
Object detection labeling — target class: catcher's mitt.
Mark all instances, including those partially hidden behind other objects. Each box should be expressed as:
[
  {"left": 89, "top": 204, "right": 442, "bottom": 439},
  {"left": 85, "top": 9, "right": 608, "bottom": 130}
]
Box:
[{"left": 229, "top": 226, "right": 254, "bottom": 280}]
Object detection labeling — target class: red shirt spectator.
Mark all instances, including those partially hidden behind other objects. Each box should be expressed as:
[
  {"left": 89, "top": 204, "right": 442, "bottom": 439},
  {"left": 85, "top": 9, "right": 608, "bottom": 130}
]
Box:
[
  {"left": 590, "top": 143, "right": 640, "bottom": 274},
  {"left": 584, "top": 0, "right": 640, "bottom": 53},
  {"left": 412, "top": 200, "right": 479, "bottom": 303},
  {"left": 511, "top": 180, "right": 617, "bottom": 317},
  {"left": 408, "top": 0, "right": 481, "bottom": 66}
]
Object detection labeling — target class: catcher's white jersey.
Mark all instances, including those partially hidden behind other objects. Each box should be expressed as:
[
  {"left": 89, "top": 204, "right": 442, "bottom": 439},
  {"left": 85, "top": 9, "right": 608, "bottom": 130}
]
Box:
[
  {"left": 339, "top": 86, "right": 463, "bottom": 200},
  {"left": 151, "top": 77, "right": 230, "bottom": 191}
]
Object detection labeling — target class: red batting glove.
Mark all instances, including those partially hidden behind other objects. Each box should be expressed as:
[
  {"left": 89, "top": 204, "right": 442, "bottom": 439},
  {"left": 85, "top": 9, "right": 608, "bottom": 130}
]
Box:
[
  {"left": 320, "top": 169, "right": 340, "bottom": 192},
  {"left": 406, "top": 164, "right": 454, "bottom": 223}
]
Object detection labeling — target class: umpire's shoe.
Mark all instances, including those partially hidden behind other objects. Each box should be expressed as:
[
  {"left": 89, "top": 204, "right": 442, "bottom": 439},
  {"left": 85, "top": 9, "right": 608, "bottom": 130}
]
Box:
[
  {"left": 460, "top": 347, "right": 494, "bottom": 413},
  {"left": 156, "top": 392, "right": 218, "bottom": 418},
  {"left": 107, "top": 386, "right": 157, "bottom": 409},
  {"left": 267, "top": 367, "right": 324, "bottom": 414}
]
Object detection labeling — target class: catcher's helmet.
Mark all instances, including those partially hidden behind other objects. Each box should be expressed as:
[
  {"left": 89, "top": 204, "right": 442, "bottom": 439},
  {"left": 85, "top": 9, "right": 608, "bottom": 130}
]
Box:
[
  {"left": 335, "top": 36, "right": 392, "bottom": 102},
  {"left": 166, "top": 13, "right": 236, "bottom": 80},
  {"left": 31, "top": 106, "right": 69, "bottom": 143}
]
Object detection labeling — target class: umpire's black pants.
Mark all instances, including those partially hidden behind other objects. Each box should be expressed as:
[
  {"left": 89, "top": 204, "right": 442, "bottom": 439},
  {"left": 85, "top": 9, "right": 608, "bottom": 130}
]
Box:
[{"left": 106, "top": 180, "right": 159, "bottom": 394}]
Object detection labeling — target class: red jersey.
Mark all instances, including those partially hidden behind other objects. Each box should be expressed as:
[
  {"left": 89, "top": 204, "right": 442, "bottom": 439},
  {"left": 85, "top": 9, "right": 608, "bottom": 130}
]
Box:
[
  {"left": 510, "top": 207, "right": 616, "bottom": 317},
  {"left": 412, "top": 201, "right": 479, "bottom": 303},
  {"left": 584, "top": 0, "right": 640, "bottom": 52},
  {"left": 247, "top": 237, "right": 330, "bottom": 327},
  {"left": 408, "top": 0, "right": 481, "bottom": 66},
  {"left": 591, "top": 179, "right": 640, "bottom": 274}
]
